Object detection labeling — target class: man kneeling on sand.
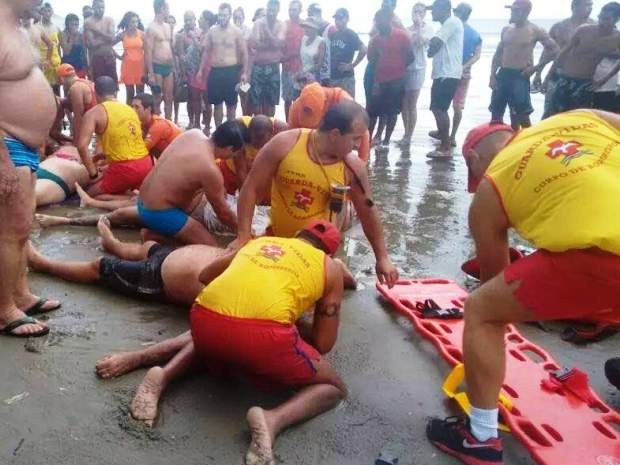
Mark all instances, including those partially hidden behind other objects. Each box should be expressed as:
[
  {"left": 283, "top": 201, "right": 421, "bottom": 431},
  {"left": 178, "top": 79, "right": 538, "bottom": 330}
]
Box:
[{"left": 93, "top": 220, "right": 349, "bottom": 465}]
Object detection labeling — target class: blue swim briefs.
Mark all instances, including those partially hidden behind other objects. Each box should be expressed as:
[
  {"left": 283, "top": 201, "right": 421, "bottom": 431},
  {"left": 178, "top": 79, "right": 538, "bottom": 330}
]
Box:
[
  {"left": 137, "top": 199, "right": 189, "bottom": 237},
  {"left": 5, "top": 136, "right": 40, "bottom": 172}
]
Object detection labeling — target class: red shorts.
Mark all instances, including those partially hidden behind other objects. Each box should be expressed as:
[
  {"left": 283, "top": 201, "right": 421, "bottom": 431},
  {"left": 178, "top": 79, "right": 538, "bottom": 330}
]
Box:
[
  {"left": 190, "top": 304, "right": 320, "bottom": 389},
  {"left": 216, "top": 159, "right": 239, "bottom": 195},
  {"left": 100, "top": 156, "right": 153, "bottom": 194},
  {"left": 504, "top": 248, "right": 620, "bottom": 323}
]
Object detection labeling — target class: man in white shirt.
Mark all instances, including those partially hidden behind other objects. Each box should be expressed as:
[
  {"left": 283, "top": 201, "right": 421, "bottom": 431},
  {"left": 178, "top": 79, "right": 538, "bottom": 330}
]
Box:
[{"left": 426, "top": 0, "right": 463, "bottom": 158}]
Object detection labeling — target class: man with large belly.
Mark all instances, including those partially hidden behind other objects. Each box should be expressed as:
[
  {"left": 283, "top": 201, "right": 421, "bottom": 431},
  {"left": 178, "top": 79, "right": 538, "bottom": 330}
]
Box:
[
  {"left": 0, "top": 0, "right": 61, "bottom": 337},
  {"left": 426, "top": 109, "right": 620, "bottom": 465}
]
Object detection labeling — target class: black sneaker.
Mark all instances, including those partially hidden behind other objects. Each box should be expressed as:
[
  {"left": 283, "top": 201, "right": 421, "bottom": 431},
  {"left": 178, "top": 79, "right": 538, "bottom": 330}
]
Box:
[
  {"left": 605, "top": 358, "right": 620, "bottom": 390},
  {"left": 426, "top": 417, "right": 503, "bottom": 465}
]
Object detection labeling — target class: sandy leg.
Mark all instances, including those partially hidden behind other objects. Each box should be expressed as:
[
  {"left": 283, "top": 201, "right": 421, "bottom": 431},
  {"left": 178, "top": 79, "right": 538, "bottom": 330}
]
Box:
[
  {"left": 35, "top": 214, "right": 71, "bottom": 228},
  {"left": 96, "top": 352, "right": 145, "bottom": 379},
  {"left": 130, "top": 366, "right": 166, "bottom": 427}
]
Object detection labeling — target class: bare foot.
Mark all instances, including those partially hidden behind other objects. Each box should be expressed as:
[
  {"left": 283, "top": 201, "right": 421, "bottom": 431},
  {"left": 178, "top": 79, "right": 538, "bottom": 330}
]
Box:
[
  {"left": 96, "top": 351, "right": 144, "bottom": 379},
  {"left": 97, "top": 216, "right": 116, "bottom": 252},
  {"left": 35, "top": 214, "right": 70, "bottom": 229},
  {"left": 245, "top": 407, "right": 275, "bottom": 465},
  {"left": 26, "top": 243, "right": 49, "bottom": 272},
  {"left": 75, "top": 183, "right": 93, "bottom": 208},
  {"left": 130, "top": 366, "right": 166, "bottom": 427}
]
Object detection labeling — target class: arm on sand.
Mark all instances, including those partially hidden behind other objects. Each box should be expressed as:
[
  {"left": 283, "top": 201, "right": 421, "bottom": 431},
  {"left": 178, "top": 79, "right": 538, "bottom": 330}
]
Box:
[
  {"left": 345, "top": 153, "right": 398, "bottom": 288},
  {"left": 468, "top": 178, "right": 510, "bottom": 283},
  {"left": 311, "top": 258, "right": 344, "bottom": 355},
  {"left": 198, "top": 250, "right": 237, "bottom": 285},
  {"left": 235, "top": 131, "right": 296, "bottom": 245}
]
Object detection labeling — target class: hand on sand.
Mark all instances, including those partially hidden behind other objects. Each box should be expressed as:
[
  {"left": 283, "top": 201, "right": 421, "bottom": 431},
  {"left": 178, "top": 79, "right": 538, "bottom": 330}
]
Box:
[{"left": 245, "top": 407, "right": 275, "bottom": 465}]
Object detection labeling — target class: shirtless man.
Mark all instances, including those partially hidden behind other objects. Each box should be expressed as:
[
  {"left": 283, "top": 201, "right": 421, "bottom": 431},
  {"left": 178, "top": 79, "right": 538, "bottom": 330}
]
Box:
[
  {"left": 219, "top": 115, "right": 288, "bottom": 194},
  {"left": 534, "top": 0, "right": 594, "bottom": 113},
  {"left": 544, "top": 2, "right": 620, "bottom": 117},
  {"left": 235, "top": 101, "right": 400, "bottom": 288},
  {"left": 84, "top": 0, "right": 117, "bottom": 82},
  {"left": 57, "top": 63, "right": 97, "bottom": 141},
  {"left": 489, "top": 0, "right": 558, "bottom": 129},
  {"left": 132, "top": 93, "right": 183, "bottom": 159},
  {"left": 38, "top": 123, "right": 244, "bottom": 246},
  {"left": 29, "top": 217, "right": 224, "bottom": 307},
  {"left": 93, "top": 220, "right": 349, "bottom": 465},
  {"left": 248, "top": 0, "right": 285, "bottom": 117},
  {"left": 197, "top": 3, "right": 248, "bottom": 127},
  {"left": 145, "top": 0, "right": 175, "bottom": 120},
  {"left": 0, "top": 0, "right": 61, "bottom": 338},
  {"left": 174, "top": 11, "right": 199, "bottom": 126}
]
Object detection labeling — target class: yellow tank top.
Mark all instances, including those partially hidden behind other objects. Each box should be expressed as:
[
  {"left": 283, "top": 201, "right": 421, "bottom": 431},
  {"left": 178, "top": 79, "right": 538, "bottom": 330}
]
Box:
[
  {"left": 100, "top": 101, "right": 149, "bottom": 163},
  {"left": 196, "top": 237, "right": 326, "bottom": 325},
  {"left": 486, "top": 110, "right": 620, "bottom": 254},
  {"left": 270, "top": 129, "right": 346, "bottom": 237},
  {"left": 226, "top": 116, "right": 274, "bottom": 174}
]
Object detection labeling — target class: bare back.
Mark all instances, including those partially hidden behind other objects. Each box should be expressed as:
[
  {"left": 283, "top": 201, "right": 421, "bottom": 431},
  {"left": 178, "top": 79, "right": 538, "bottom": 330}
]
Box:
[
  {"left": 0, "top": 20, "right": 56, "bottom": 147},
  {"left": 161, "top": 244, "right": 226, "bottom": 304},
  {"left": 84, "top": 16, "right": 115, "bottom": 57},
  {"left": 500, "top": 22, "right": 546, "bottom": 70},
  {"left": 147, "top": 20, "right": 174, "bottom": 65},
  {"left": 139, "top": 130, "right": 217, "bottom": 211},
  {"left": 206, "top": 25, "right": 243, "bottom": 67},
  {"left": 562, "top": 26, "right": 620, "bottom": 80}
]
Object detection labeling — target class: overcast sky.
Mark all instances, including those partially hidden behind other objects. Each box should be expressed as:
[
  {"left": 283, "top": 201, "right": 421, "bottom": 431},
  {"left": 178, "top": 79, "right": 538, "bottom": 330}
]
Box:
[{"left": 52, "top": 0, "right": 609, "bottom": 30}]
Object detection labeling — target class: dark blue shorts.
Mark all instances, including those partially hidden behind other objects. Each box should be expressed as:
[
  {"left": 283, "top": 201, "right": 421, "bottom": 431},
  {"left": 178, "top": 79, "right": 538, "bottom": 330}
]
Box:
[{"left": 489, "top": 68, "right": 533, "bottom": 119}]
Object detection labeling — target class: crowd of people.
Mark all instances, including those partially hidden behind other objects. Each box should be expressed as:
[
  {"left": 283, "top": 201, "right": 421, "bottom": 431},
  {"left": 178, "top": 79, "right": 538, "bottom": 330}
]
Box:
[{"left": 1, "top": 0, "right": 620, "bottom": 464}]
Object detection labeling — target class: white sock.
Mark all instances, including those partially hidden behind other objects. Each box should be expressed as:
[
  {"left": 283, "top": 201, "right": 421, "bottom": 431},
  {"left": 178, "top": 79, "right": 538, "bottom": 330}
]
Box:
[{"left": 469, "top": 406, "right": 499, "bottom": 442}]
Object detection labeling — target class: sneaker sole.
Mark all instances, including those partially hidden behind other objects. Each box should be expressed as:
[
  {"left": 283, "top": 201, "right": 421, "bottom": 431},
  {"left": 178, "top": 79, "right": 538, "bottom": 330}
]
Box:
[{"left": 430, "top": 440, "right": 503, "bottom": 465}]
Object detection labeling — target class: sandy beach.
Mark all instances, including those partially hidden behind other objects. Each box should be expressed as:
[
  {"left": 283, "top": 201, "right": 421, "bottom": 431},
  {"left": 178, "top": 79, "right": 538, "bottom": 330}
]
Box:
[{"left": 1, "top": 23, "right": 618, "bottom": 465}]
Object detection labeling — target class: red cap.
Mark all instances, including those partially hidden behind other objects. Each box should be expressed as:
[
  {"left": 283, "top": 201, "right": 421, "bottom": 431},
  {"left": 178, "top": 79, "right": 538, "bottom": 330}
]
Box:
[
  {"left": 57, "top": 63, "right": 76, "bottom": 81},
  {"left": 505, "top": 0, "right": 532, "bottom": 10},
  {"left": 302, "top": 220, "right": 341, "bottom": 256},
  {"left": 462, "top": 122, "right": 514, "bottom": 193}
]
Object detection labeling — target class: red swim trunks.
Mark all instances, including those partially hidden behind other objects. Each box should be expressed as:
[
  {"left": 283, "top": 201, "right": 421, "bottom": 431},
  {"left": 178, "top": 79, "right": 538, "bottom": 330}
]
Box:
[
  {"left": 216, "top": 159, "right": 240, "bottom": 195},
  {"left": 189, "top": 304, "right": 320, "bottom": 389},
  {"left": 504, "top": 248, "right": 620, "bottom": 324},
  {"left": 100, "top": 155, "right": 153, "bottom": 194}
]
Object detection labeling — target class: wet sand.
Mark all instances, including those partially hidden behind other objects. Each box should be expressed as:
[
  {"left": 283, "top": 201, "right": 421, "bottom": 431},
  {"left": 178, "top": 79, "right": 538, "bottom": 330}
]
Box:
[{"left": 2, "top": 54, "right": 618, "bottom": 464}]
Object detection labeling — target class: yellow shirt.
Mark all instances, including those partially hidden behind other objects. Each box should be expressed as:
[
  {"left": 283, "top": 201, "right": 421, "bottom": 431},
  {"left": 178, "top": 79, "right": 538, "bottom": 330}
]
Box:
[
  {"left": 270, "top": 129, "right": 346, "bottom": 237},
  {"left": 225, "top": 116, "right": 273, "bottom": 174},
  {"left": 100, "top": 101, "right": 149, "bottom": 163},
  {"left": 196, "top": 237, "right": 326, "bottom": 325},
  {"left": 486, "top": 110, "right": 620, "bottom": 254},
  {"left": 38, "top": 26, "right": 61, "bottom": 85}
]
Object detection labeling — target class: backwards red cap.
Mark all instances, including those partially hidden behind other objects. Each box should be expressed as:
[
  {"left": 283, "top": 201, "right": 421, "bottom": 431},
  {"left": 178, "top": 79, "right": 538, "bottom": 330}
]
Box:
[
  {"left": 302, "top": 220, "right": 341, "bottom": 256},
  {"left": 462, "top": 122, "right": 514, "bottom": 193}
]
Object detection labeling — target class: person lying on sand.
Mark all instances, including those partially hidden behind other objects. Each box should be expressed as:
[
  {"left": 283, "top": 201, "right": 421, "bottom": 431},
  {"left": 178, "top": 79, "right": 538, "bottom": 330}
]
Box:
[
  {"left": 94, "top": 220, "right": 351, "bottom": 465},
  {"left": 36, "top": 146, "right": 91, "bottom": 207}
]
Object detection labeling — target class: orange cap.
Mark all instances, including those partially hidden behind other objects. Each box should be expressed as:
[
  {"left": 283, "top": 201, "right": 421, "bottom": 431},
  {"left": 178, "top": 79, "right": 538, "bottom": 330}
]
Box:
[
  {"left": 297, "top": 83, "right": 327, "bottom": 129},
  {"left": 57, "top": 63, "right": 76, "bottom": 81}
]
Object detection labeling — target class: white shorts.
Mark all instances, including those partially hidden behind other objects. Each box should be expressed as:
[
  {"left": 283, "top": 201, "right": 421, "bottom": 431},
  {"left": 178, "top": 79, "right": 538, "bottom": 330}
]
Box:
[{"left": 405, "top": 67, "right": 426, "bottom": 93}]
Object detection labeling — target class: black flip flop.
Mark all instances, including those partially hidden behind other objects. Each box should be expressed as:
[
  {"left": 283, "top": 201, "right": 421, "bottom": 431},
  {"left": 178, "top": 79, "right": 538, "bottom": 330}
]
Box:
[
  {"left": 24, "top": 298, "right": 61, "bottom": 317},
  {"left": 0, "top": 316, "right": 50, "bottom": 338}
]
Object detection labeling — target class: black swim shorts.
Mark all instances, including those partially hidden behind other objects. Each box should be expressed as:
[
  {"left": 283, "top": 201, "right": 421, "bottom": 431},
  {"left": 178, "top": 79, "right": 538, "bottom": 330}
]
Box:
[
  {"left": 99, "top": 244, "right": 176, "bottom": 300},
  {"left": 368, "top": 78, "right": 405, "bottom": 118},
  {"left": 430, "top": 77, "right": 461, "bottom": 113},
  {"left": 208, "top": 65, "right": 241, "bottom": 106}
]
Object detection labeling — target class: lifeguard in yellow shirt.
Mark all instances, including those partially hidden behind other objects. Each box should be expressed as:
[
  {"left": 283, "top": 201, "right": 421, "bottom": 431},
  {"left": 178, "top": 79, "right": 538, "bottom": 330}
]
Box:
[
  {"left": 234, "top": 101, "right": 399, "bottom": 288},
  {"left": 77, "top": 76, "right": 153, "bottom": 196},
  {"left": 426, "top": 109, "right": 620, "bottom": 465}
]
